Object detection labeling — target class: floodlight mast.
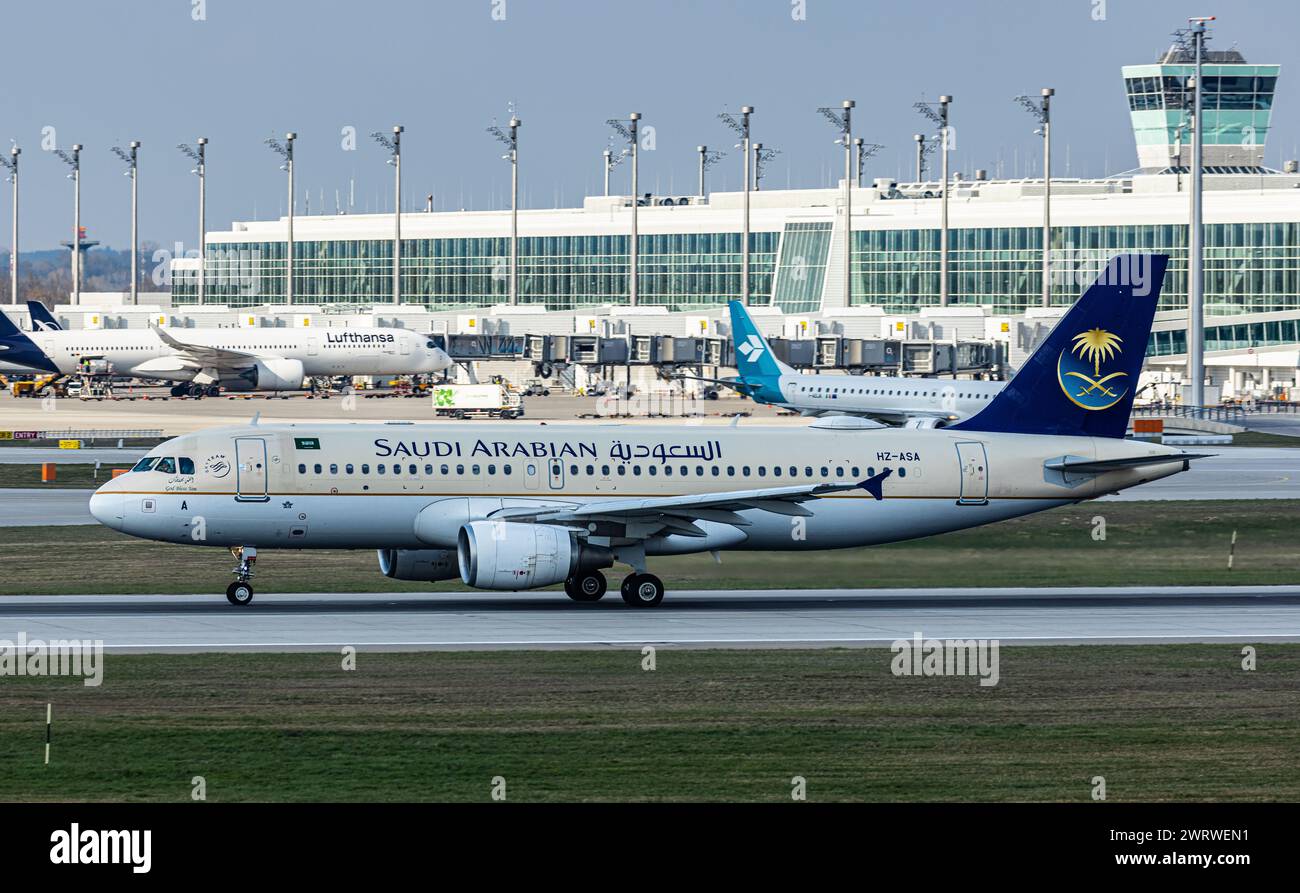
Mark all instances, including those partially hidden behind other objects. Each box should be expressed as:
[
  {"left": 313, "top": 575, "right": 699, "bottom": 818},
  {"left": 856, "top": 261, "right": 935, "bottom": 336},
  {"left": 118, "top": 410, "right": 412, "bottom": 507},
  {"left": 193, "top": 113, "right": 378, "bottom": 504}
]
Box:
[
  {"left": 488, "top": 116, "right": 521, "bottom": 305},
  {"left": 718, "top": 106, "right": 753, "bottom": 303},
  {"left": 915, "top": 96, "right": 953, "bottom": 305},
  {"left": 854, "top": 138, "right": 883, "bottom": 187},
  {"left": 53, "top": 144, "right": 82, "bottom": 304},
  {"left": 1184, "top": 15, "right": 1215, "bottom": 409},
  {"left": 1016, "top": 88, "right": 1054, "bottom": 307},
  {"left": 1, "top": 146, "right": 17, "bottom": 305},
  {"left": 753, "top": 143, "right": 781, "bottom": 192},
  {"left": 696, "top": 145, "right": 725, "bottom": 198},
  {"left": 112, "top": 141, "right": 141, "bottom": 305},
  {"left": 372, "top": 125, "right": 404, "bottom": 303},
  {"left": 264, "top": 133, "right": 296, "bottom": 304},
  {"left": 178, "top": 139, "right": 208, "bottom": 304},
  {"left": 818, "top": 100, "right": 854, "bottom": 305},
  {"left": 606, "top": 114, "right": 642, "bottom": 305}
]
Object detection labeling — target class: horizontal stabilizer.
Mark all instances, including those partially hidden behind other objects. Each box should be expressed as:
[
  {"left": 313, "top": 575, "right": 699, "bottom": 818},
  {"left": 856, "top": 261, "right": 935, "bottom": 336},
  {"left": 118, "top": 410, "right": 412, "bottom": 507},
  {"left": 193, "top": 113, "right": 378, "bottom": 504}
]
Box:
[{"left": 1044, "top": 453, "right": 1211, "bottom": 474}]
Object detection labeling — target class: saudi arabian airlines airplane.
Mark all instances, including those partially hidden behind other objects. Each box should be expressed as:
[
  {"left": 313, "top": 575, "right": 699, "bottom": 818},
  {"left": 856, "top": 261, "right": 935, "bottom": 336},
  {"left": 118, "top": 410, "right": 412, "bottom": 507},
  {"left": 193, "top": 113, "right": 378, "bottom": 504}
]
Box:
[
  {"left": 684, "top": 299, "right": 1005, "bottom": 426},
  {"left": 89, "top": 254, "right": 1202, "bottom": 607},
  {"left": 0, "top": 303, "right": 451, "bottom": 396}
]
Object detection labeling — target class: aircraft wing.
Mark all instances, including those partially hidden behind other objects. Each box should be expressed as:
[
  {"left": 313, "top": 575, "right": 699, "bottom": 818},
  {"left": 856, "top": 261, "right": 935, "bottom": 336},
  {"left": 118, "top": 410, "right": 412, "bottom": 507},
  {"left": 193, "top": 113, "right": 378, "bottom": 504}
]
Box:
[
  {"left": 671, "top": 374, "right": 759, "bottom": 396},
  {"left": 497, "top": 469, "right": 892, "bottom": 538},
  {"left": 152, "top": 325, "right": 259, "bottom": 366}
]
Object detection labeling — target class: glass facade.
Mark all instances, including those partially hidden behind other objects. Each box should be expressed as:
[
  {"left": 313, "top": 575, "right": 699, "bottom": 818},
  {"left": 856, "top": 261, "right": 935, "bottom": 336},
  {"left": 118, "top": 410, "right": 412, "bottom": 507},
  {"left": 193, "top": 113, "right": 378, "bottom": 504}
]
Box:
[
  {"left": 172, "top": 232, "right": 778, "bottom": 311},
  {"left": 1149, "top": 317, "right": 1300, "bottom": 357},
  {"left": 853, "top": 221, "right": 1300, "bottom": 316},
  {"left": 173, "top": 221, "right": 1300, "bottom": 318}
]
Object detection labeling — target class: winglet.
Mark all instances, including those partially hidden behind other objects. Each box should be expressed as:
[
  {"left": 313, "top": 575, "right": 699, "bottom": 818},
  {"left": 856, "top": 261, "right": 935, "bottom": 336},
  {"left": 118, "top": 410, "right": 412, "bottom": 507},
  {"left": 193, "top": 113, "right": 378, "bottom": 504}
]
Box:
[{"left": 859, "top": 467, "right": 893, "bottom": 501}]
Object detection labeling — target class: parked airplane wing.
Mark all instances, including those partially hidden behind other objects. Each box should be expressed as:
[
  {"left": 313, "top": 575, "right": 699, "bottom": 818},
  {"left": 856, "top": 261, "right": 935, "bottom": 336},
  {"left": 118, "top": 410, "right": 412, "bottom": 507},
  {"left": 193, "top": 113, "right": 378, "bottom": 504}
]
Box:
[
  {"left": 151, "top": 324, "right": 259, "bottom": 365},
  {"left": 498, "top": 469, "right": 892, "bottom": 537}
]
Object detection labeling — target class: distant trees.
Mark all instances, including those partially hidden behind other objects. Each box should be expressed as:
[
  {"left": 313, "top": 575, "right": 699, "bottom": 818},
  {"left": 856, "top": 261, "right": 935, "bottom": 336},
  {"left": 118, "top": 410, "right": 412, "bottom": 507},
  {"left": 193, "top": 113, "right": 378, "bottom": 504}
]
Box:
[{"left": 2, "top": 243, "right": 168, "bottom": 305}]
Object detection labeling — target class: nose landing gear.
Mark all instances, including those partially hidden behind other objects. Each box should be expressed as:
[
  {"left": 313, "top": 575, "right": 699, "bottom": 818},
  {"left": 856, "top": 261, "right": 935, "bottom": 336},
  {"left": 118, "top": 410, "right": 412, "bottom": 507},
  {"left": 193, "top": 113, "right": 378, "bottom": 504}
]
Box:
[{"left": 226, "top": 545, "right": 257, "bottom": 606}]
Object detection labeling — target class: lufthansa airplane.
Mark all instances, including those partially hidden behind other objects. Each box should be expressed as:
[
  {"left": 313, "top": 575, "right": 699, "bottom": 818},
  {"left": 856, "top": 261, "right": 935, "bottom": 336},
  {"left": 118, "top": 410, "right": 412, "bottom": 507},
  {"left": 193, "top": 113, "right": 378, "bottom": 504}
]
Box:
[
  {"left": 89, "top": 254, "right": 1200, "bottom": 607},
  {"left": 0, "top": 306, "right": 451, "bottom": 395},
  {"left": 686, "top": 299, "right": 1005, "bottom": 426}
]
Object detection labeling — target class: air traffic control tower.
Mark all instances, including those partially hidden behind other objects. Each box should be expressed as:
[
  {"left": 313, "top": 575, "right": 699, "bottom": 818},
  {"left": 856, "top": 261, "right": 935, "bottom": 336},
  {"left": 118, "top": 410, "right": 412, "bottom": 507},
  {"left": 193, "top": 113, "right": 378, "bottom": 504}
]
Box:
[{"left": 1123, "top": 45, "right": 1279, "bottom": 173}]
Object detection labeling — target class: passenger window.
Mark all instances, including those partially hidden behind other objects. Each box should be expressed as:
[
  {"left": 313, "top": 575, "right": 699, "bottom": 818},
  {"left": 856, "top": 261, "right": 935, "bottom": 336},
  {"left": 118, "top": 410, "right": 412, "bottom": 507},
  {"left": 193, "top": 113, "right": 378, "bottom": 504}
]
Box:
[
  {"left": 378, "top": 464, "right": 386, "bottom": 474},
  {"left": 362, "top": 464, "right": 370, "bottom": 474},
  {"left": 773, "top": 466, "right": 782, "bottom": 477},
  {"left": 155, "top": 457, "right": 176, "bottom": 474},
  {"left": 821, "top": 466, "right": 829, "bottom": 476},
  {"left": 664, "top": 465, "right": 672, "bottom": 476},
  {"left": 425, "top": 464, "right": 433, "bottom": 475},
  {"left": 789, "top": 466, "right": 797, "bottom": 477},
  {"left": 617, "top": 466, "right": 626, "bottom": 476},
  {"left": 695, "top": 466, "right": 704, "bottom": 477},
  {"left": 711, "top": 466, "right": 719, "bottom": 476},
  {"left": 727, "top": 466, "right": 735, "bottom": 476},
  {"left": 298, "top": 463, "right": 307, "bottom": 474},
  {"left": 836, "top": 467, "right": 845, "bottom": 477},
  {"left": 648, "top": 466, "right": 658, "bottom": 476},
  {"left": 633, "top": 465, "right": 642, "bottom": 476},
  {"left": 586, "top": 465, "right": 594, "bottom": 476},
  {"left": 330, "top": 464, "right": 339, "bottom": 475},
  {"left": 179, "top": 458, "right": 195, "bottom": 475},
  {"left": 346, "top": 464, "right": 355, "bottom": 474},
  {"left": 441, "top": 464, "right": 450, "bottom": 475},
  {"left": 742, "top": 465, "right": 751, "bottom": 476},
  {"left": 804, "top": 466, "right": 813, "bottom": 477},
  {"left": 456, "top": 465, "right": 465, "bottom": 475},
  {"left": 314, "top": 464, "right": 322, "bottom": 474},
  {"left": 679, "top": 465, "right": 688, "bottom": 477},
  {"left": 899, "top": 467, "right": 907, "bottom": 478},
  {"left": 852, "top": 467, "right": 860, "bottom": 477},
  {"left": 489, "top": 465, "right": 497, "bottom": 475},
  {"left": 758, "top": 467, "right": 767, "bottom": 477},
  {"left": 569, "top": 464, "right": 578, "bottom": 475},
  {"left": 503, "top": 464, "right": 512, "bottom": 475},
  {"left": 601, "top": 465, "right": 610, "bottom": 476}
]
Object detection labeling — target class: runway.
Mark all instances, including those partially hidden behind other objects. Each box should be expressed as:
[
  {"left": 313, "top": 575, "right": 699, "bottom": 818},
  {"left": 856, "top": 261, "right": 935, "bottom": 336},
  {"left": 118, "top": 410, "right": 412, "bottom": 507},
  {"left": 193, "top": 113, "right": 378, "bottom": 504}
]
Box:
[
  {"left": 0, "top": 489, "right": 94, "bottom": 526},
  {"left": 1100, "top": 447, "right": 1300, "bottom": 500},
  {"left": 2, "top": 586, "right": 1298, "bottom": 652},
  {"left": 0, "top": 447, "right": 146, "bottom": 465}
]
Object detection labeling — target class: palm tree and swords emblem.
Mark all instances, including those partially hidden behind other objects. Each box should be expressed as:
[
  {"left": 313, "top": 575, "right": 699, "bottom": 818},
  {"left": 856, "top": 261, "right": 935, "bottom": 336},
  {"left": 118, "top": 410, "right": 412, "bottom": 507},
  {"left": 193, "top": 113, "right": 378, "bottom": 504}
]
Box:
[{"left": 1057, "top": 327, "right": 1127, "bottom": 411}]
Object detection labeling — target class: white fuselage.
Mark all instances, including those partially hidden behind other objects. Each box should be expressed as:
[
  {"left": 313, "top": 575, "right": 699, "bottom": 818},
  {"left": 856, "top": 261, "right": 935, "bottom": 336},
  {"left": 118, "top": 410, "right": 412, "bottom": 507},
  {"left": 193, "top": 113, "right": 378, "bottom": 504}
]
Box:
[
  {"left": 90, "top": 421, "right": 1188, "bottom": 556},
  {"left": 773, "top": 372, "right": 1005, "bottom": 422},
  {"left": 29, "top": 327, "right": 448, "bottom": 382}
]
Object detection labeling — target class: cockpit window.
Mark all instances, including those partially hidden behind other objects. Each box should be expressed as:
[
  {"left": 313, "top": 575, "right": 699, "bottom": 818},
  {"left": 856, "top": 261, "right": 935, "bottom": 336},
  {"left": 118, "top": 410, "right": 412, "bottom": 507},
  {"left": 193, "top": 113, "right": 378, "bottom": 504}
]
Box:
[
  {"left": 179, "top": 457, "right": 195, "bottom": 475},
  {"left": 155, "top": 457, "right": 177, "bottom": 474},
  {"left": 131, "top": 457, "right": 159, "bottom": 473},
  {"left": 426, "top": 340, "right": 436, "bottom": 349}
]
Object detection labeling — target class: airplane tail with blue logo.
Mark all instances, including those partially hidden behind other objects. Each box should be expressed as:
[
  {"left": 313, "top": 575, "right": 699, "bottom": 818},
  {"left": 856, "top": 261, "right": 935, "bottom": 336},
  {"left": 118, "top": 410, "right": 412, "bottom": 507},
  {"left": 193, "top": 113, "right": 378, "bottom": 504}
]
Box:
[
  {"left": 0, "top": 309, "right": 59, "bottom": 373},
  {"left": 27, "top": 301, "right": 63, "bottom": 331},
  {"left": 728, "top": 300, "right": 794, "bottom": 386},
  {"left": 951, "top": 253, "right": 1168, "bottom": 439}
]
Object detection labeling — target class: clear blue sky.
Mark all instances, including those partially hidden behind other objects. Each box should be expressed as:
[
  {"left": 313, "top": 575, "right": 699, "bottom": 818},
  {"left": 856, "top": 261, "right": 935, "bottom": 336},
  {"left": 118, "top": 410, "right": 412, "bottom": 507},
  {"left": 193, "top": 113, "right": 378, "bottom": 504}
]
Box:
[{"left": 1, "top": 0, "right": 1295, "bottom": 251}]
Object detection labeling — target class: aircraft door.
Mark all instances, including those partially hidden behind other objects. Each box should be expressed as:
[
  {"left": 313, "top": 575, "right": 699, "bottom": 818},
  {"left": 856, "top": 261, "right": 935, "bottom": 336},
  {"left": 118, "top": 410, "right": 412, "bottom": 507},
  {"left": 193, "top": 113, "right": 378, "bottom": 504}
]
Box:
[
  {"left": 547, "top": 459, "right": 565, "bottom": 490},
  {"left": 955, "top": 441, "right": 988, "bottom": 506},
  {"left": 234, "top": 437, "right": 270, "bottom": 502},
  {"left": 307, "top": 336, "right": 319, "bottom": 357},
  {"left": 524, "top": 461, "right": 540, "bottom": 490}
]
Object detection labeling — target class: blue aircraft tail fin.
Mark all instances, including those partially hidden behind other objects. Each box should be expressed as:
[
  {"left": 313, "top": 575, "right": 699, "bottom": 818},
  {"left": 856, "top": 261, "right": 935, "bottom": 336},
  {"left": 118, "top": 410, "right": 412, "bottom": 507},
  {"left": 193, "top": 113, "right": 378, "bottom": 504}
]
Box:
[
  {"left": 0, "top": 309, "right": 59, "bottom": 373},
  {"left": 951, "top": 253, "right": 1169, "bottom": 439},
  {"left": 27, "top": 301, "right": 63, "bottom": 331},
  {"left": 728, "top": 300, "right": 793, "bottom": 382}
]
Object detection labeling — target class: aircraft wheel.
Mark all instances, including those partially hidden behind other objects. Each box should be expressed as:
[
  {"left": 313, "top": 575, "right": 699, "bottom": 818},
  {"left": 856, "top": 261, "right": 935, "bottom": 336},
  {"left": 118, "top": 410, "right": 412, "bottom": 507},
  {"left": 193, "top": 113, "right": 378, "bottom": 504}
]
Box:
[
  {"left": 169, "top": 384, "right": 188, "bottom": 397},
  {"left": 620, "top": 573, "right": 664, "bottom": 608},
  {"left": 226, "top": 581, "right": 254, "bottom": 606},
  {"left": 565, "top": 571, "right": 607, "bottom": 602}
]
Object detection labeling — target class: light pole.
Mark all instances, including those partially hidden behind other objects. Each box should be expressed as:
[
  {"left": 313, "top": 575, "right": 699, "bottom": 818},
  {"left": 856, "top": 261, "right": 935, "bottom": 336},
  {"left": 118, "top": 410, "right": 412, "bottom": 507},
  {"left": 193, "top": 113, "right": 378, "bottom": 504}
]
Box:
[
  {"left": 1017, "top": 88, "right": 1054, "bottom": 306},
  {"left": 1186, "top": 16, "right": 1214, "bottom": 409},
  {"left": 753, "top": 143, "right": 780, "bottom": 192},
  {"left": 488, "top": 117, "right": 521, "bottom": 305},
  {"left": 53, "top": 144, "right": 82, "bottom": 304},
  {"left": 913, "top": 134, "right": 925, "bottom": 181},
  {"left": 854, "top": 138, "right": 883, "bottom": 188},
  {"left": 819, "top": 100, "right": 855, "bottom": 306},
  {"left": 265, "top": 133, "right": 296, "bottom": 304},
  {"left": 915, "top": 96, "right": 953, "bottom": 305},
  {"left": 718, "top": 106, "right": 753, "bottom": 303},
  {"left": 0, "top": 146, "right": 16, "bottom": 305},
  {"left": 112, "top": 141, "right": 140, "bottom": 304},
  {"left": 607, "top": 113, "right": 641, "bottom": 305},
  {"left": 372, "top": 125, "right": 404, "bottom": 303},
  {"left": 696, "top": 145, "right": 724, "bottom": 198},
  {"left": 178, "top": 139, "right": 207, "bottom": 304}
]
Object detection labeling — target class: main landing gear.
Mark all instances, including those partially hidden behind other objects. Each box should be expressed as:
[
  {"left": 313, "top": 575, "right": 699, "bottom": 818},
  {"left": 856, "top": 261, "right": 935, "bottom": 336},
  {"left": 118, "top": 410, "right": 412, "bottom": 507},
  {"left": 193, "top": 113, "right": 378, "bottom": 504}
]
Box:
[
  {"left": 562, "top": 569, "right": 666, "bottom": 607},
  {"left": 620, "top": 573, "right": 665, "bottom": 608},
  {"left": 226, "top": 545, "right": 257, "bottom": 606}
]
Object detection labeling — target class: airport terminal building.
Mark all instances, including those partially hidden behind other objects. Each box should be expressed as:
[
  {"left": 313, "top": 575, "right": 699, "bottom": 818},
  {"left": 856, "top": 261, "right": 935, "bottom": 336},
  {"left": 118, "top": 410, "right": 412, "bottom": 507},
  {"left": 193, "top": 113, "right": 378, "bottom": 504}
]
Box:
[{"left": 47, "top": 45, "right": 1300, "bottom": 398}]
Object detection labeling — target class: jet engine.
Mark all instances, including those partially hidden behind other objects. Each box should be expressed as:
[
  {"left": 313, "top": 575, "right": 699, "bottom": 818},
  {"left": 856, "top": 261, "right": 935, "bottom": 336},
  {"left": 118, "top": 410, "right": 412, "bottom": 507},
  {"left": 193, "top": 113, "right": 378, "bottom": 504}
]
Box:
[
  {"left": 217, "top": 358, "right": 307, "bottom": 392},
  {"left": 457, "top": 521, "right": 612, "bottom": 590},
  {"left": 903, "top": 416, "right": 951, "bottom": 429},
  {"left": 377, "top": 548, "right": 460, "bottom": 582}
]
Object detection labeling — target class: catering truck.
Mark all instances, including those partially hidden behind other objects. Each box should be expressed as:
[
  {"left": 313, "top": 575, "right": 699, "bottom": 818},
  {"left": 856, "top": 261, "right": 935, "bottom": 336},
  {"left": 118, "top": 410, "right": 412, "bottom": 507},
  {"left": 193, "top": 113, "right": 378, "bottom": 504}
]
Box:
[{"left": 432, "top": 383, "right": 524, "bottom": 419}]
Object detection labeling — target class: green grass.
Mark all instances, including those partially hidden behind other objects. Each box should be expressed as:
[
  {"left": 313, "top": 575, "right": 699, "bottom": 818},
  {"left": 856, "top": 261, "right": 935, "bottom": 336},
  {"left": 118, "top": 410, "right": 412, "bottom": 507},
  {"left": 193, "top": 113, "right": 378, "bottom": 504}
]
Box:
[
  {"left": 1, "top": 647, "right": 1296, "bottom": 802},
  {"left": 1, "top": 500, "right": 1296, "bottom": 595},
  {"left": 1227, "top": 431, "right": 1300, "bottom": 447},
  {"left": 0, "top": 463, "right": 132, "bottom": 489}
]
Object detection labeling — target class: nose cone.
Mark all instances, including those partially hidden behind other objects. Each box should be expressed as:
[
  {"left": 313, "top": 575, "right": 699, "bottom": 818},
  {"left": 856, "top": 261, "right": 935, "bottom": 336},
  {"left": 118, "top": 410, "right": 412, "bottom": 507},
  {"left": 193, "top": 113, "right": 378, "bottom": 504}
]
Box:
[
  {"left": 430, "top": 348, "right": 452, "bottom": 372},
  {"left": 89, "top": 489, "right": 125, "bottom": 531}
]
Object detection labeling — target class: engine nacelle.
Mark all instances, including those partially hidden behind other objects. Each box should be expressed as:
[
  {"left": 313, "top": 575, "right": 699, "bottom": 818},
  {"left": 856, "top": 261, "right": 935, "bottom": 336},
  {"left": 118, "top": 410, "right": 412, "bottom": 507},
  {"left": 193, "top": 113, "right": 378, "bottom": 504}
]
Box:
[
  {"left": 457, "top": 521, "right": 612, "bottom": 590},
  {"left": 377, "top": 548, "right": 460, "bottom": 582},
  {"left": 217, "top": 358, "right": 307, "bottom": 393},
  {"left": 903, "top": 415, "right": 951, "bottom": 429}
]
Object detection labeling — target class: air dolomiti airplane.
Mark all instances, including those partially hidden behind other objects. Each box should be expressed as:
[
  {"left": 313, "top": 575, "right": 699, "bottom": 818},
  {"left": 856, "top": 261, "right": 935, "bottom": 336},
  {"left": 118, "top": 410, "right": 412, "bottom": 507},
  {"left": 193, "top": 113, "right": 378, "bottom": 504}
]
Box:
[
  {"left": 692, "top": 299, "right": 1005, "bottom": 425},
  {"left": 89, "top": 255, "right": 1201, "bottom": 607},
  {"left": 0, "top": 302, "right": 450, "bottom": 395}
]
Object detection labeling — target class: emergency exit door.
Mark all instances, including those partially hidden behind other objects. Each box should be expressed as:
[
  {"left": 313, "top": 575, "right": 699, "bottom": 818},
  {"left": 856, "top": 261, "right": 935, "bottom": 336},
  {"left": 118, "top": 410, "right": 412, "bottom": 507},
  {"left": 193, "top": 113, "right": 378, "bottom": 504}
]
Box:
[
  {"left": 234, "top": 437, "right": 270, "bottom": 502},
  {"left": 955, "top": 441, "right": 988, "bottom": 506}
]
